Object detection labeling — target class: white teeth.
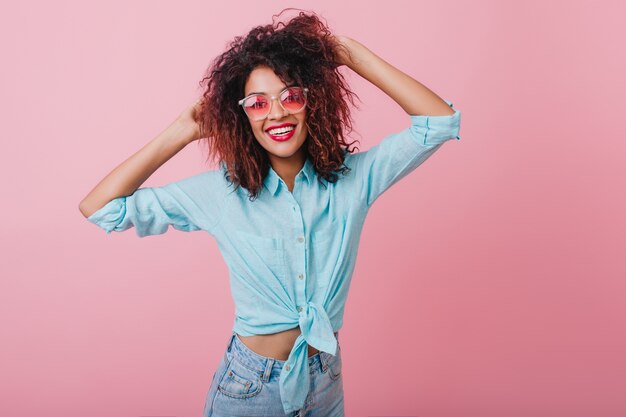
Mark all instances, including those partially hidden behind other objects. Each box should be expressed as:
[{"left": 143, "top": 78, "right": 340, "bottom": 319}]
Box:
[{"left": 268, "top": 126, "right": 295, "bottom": 135}]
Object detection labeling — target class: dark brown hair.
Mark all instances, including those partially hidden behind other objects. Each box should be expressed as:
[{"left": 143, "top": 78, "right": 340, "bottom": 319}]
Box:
[{"left": 195, "top": 8, "right": 361, "bottom": 200}]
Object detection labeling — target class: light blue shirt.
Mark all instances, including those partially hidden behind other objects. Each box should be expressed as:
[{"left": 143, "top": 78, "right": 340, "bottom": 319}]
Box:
[{"left": 87, "top": 101, "right": 461, "bottom": 414}]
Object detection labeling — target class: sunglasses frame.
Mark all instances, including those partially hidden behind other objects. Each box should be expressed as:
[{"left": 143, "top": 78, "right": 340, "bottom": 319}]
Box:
[{"left": 238, "top": 87, "right": 309, "bottom": 121}]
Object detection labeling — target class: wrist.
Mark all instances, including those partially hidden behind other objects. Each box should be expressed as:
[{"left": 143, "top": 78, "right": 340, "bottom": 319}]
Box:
[
  {"left": 173, "top": 117, "right": 199, "bottom": 145},
  {"left": 166, "top": 118, "right": 196, "bottom": 147}
]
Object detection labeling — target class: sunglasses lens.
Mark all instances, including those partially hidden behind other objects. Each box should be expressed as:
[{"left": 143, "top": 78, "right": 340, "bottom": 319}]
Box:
[
  {"left": 280, "top": 87, "right": 307, "bottom": 112},
  {"left": 242, "top": 95, "right": 270, "bottom": 119}
]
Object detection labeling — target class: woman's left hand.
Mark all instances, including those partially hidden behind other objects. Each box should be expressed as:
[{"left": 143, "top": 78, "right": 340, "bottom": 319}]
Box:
[{"left": 330, "top": 35, "right": 354, "bottom": 68}]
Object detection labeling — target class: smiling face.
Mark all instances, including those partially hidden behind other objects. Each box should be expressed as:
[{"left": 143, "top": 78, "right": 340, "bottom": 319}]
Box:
[{"left": 243, "top": 66, "right": 309, "bottom": 168}]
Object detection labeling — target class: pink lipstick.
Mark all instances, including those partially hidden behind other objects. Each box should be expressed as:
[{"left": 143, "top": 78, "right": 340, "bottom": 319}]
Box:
[{"left": 265, "top": 123, "right": 296, "bottom": 142}]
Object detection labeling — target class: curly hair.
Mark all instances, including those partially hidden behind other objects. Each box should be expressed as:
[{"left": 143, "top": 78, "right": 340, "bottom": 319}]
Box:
[{"left": 195, "top": 8, "right": 361, "bottom": 201}]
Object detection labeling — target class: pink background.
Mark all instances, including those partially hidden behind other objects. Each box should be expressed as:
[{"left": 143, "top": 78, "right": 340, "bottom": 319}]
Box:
[{"left": 2, "top": 1, "right": 625, "bottom": 416}]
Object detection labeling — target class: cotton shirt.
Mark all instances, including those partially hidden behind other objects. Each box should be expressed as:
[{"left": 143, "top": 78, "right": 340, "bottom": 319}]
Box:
[{"left": 87, "top": 100, "right": 461, "bottom": 414}]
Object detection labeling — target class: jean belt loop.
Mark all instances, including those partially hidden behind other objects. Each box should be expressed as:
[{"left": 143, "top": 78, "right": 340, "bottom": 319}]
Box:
[
  {"left": 224, "top": 332, "right": 235, "bottom": 364},
  {"left": 319, "top": 350, "right": 329, "bottom": 373},
  {"left": 228, "top": 332, "right": 235, "bottom": 352},
  {"left": 262, "top": 357, "right": 274, "bottom": 382},
  {"left": 226, "top": 331, "right": 236, "bottom": 356}
]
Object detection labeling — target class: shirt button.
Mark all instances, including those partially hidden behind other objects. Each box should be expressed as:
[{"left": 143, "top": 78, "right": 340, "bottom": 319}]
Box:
[
  {"left": 297, "top": 306, "right": 303, "bottom": 312},
  {"left": 298, "top": 274, "right": 304, "bottom": 280},
  {"left": 297, "top": 236, "right": 304, "bottom": 243},
  {"left": 285, "top": 364, "right": 291, "bottom": 371}
]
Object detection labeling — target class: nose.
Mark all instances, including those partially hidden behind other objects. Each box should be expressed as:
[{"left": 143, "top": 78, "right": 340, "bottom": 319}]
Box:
[{"left": 267, "top": 97, "right": 288, "bottom": 120}]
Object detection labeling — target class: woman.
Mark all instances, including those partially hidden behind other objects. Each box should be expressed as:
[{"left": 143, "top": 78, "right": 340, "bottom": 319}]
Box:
[{"left": 79, "top": 9, "right": 461, "bottom": 417}]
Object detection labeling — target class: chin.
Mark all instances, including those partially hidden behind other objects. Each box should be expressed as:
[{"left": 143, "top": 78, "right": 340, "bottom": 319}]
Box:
[
  {"left": 267, "top": 149, "right": 299, "bottom": 159},
  {"left": 269, "top": 143, "right": 306, "bottom": 157}
]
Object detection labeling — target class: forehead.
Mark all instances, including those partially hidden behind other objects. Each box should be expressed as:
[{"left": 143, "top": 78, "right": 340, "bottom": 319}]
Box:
[{"left": 244, "top": 66, "right": 293, "bottom": 95}]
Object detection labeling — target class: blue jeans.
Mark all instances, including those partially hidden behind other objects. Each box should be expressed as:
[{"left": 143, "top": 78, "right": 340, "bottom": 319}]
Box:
[{"left": 202, "top": 331, "right": 344, "bottom": 417}]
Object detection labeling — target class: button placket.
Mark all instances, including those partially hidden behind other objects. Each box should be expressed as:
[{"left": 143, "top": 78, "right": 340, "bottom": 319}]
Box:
[{"left": 288, "top": 195, "right": 307, "bottom": 310}]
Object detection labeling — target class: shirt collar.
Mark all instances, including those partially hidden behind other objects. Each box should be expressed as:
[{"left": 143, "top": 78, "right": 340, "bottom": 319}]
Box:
[{"left": 264, "top": 156, "right": 315, "bottom": 196}]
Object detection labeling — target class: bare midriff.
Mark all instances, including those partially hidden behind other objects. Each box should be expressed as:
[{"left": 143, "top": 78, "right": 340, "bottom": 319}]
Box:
[{"left": 236, "top": 326, "right": 337, "bottom": 361}]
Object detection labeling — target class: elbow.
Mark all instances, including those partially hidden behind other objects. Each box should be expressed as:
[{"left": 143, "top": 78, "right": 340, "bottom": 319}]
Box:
[
  {"left": 78, "top": 199, "right": 98, "bottom": 219},
  {"left": 78, "top": 201, "right": 89, "bottom": 218}
]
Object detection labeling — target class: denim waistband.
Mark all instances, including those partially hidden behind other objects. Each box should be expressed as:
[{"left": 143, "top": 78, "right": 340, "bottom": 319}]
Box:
[{"left": 224, "top": 331, "right": 339, "bottom": 382}]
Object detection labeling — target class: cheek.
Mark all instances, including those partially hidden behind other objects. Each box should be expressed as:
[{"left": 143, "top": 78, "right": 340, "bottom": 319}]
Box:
[
  {"left": 252, "top": 124, "right": 265, "bottom": 138},
  {"left": 298, "top": 115, "right": 307, "bottom": 132},
  {"left": 300, "top": 119, "right": 309, "bottom": 139}
]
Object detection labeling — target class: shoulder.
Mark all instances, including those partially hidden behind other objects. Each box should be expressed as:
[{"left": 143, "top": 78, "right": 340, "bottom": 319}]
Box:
[{"left": 170, "top": 167, "right": 233, "bottom": 198}]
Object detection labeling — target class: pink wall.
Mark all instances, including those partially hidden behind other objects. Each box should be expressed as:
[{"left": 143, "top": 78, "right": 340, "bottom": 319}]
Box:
[{"left": 2, "top": 1, "right": 625, "bottom": 416}]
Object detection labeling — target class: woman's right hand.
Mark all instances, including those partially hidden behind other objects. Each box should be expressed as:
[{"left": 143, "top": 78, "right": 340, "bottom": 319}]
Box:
[{"left": 177, "top": 97, "right": 206, "bottom": 142}]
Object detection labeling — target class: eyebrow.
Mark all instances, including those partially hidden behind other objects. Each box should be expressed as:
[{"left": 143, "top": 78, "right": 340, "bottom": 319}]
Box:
[{"left": 247, "top": 83, "right": 296, "bottom": 96}]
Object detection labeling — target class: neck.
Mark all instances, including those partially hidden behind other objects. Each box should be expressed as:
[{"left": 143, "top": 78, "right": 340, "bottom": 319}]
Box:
[{"left": 269, "top": 149, "right": 307, "bottom": 191}]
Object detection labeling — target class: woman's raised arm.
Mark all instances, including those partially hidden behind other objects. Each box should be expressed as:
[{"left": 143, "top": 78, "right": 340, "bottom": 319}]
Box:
[
  {"left": 333, "top": 35, "right": 455, "bottom": 117},
  {"left": 332, "top": 35, "right": 461, "bottom": 207},
  {"left": 78, "top": 99, "right": 203, "bottom": 218}
]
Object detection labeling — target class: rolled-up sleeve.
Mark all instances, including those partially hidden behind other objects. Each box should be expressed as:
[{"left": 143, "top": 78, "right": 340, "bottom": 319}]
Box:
[
  {"left": 86, "top": 170, "right": 224, "bottom": 237},
  {"left": 354, "top": 100, "right": 461, "bottom": 207}
]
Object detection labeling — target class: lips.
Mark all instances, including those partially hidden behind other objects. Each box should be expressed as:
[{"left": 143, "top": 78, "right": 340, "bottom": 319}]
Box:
[
  {"left": 266, "top": 127, "right": 296, "bottom": 142},
  {"left": 265, "top": 122, "right": 297, "bottom": 142}
]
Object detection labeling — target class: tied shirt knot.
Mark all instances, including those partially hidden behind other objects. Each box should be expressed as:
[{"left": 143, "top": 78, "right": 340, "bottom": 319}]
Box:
[{"left": 278, "top": 301, "right": 337, "bottom": 413}]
